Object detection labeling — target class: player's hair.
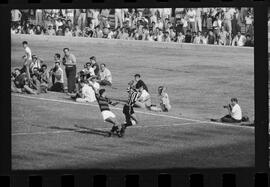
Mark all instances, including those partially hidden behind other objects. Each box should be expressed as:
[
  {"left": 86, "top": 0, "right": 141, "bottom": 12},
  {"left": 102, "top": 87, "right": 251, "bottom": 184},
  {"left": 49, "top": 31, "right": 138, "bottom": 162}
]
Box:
[
  {"left": 14, "top": 68, "right": 21, "bottom": 72},
  {"left": 158, "top": 86, "right": 164, "bottom": 95},
  {"left": 32, "top": 55, "right": 37, "bottom": 59},
  {"left": 55, "top": 53, "right": 61, "bottom": 59},
  {"left": 22, "top": 41, "right": 28, "bottom": 45},
  {"left": 41, "top": 64, "right": 47, "bottom": 69},
  {"left": 231, "top": 98, "right": 238, "bottom": 103},
  {"left": 134, "top": 74, "right": 141, "bottom": 78},
  {"left": 55, "top": 61, "right": 60, "bottom": 65},
  {"left": 63, "top": 48, "right": 69, "bottom": 52},
  {"left": 85, "top": 62, "right": 91, "bottom": 66},
  {"left": 90, "top": 56, "right": 96, "bottom": 61},
  {"left": 100, "top": 63, "right": 106, "bottom": 67},
  {"left": 99, "top": 89, "right": 106, "bottom": 96}
]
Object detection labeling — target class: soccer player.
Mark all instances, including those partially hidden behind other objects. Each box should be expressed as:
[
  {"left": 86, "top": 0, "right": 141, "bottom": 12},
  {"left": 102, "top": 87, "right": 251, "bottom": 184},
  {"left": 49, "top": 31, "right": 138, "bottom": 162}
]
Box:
[
  {"left": 158, "top": 86, "right": 171, "bottom": 112},
  {"left": 90, "top": 85, "right": 121, "bottom": 135},
  {"left": 22, "top": 41, "right": 32, "bottom": 80},
  {"left": 121, "top": 86, "right": 141, "bottom": 131}
]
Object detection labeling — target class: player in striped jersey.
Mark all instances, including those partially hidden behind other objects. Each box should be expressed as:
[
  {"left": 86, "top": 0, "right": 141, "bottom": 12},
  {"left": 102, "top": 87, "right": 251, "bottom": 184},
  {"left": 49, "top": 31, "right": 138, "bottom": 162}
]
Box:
[
  {"left": 90, "top": 84, "right": 121, "bottom": 135},
  {"left": 119, "top": 84, "right": 142, "bottom": 135}
]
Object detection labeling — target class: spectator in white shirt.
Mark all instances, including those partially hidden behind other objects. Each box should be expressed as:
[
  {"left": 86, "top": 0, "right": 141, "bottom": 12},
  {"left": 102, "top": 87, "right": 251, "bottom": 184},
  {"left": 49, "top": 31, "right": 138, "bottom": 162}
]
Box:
[
  {"left": 187, "top": 8, "right": 196, "bottom": 32},
  {"left": 11, "top": 9, "right": 22, "bottom": 27},
  {"left": 211, "top": 98, "right": 242, "bottom": 123},
  {"left": 98, "top": 63, "right": 112, "bottom": 86},
  {"left": 195, "top": 8, "right": 202, "bottom": 32},
  {"left": 231, "top": 31, "right": 246, "bottom": 46},
  {"left": 75, "top": 80, "right": 96, "bottom": 103}
]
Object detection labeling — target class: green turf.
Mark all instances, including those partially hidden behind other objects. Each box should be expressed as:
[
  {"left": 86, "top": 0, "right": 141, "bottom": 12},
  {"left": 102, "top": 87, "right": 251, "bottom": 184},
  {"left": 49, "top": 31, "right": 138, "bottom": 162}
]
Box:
[{"left": 11, "top": 34, "right": 254, "bottom": 169}]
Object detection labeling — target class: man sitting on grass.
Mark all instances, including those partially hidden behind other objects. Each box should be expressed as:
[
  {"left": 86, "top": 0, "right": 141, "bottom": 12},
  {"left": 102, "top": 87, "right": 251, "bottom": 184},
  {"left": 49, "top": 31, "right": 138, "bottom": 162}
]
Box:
[
  {"left": 73, "top": 80, "right": 96, "bottom": 103},
  {"left": 211, "top": 97, "right": 242, "bottom": 123},
  {"left": 98, "top": 63, "right": 112, "bottom": 86}
]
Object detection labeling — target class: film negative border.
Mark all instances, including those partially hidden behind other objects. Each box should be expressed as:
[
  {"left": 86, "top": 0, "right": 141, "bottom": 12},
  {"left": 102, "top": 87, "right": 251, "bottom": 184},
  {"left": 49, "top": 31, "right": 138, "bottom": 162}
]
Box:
[{"left": 1, "top": 0, "right": 269, "bottom": 187}]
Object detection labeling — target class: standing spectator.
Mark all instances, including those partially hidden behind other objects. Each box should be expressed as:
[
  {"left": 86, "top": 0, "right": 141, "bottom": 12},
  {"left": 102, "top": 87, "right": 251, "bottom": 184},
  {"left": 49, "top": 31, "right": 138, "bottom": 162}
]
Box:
[
  {"left": 156, "top": 17, "right": 163, "bottom": 30},
  {"left": 22, "top": 41, "right": 32, "bottom": 80},
  {"left": 29, "top": 55, "right": 43, "bottom": 74},
  {"left": 98, "top": 63, "right": 112, "bottom": 86},
  {"left": 66, "top": 9, "right": 74, "bottom": 25},
  {"left": 245, "top": 11, "right": 253, "bottom": 35},
  {"left": 223, "top": 8, "right": 235, "bottom": 35},
  {"left": 180, "top": 15, "right": 188, "bottom": 35},
  {"left": 55, "top": 17, "right": 63, "bottom": 31},
  {"left": 86, "top": 9, "right": 93, "bottom": 27},
  {"left": 115, "top": 9, "right": 124, "bottom": 29},
  {"left": 78, "top": 9, "right": 87, "bottom": 31},
  {"left": 74, "top": 9, "right": 81, "bottom": 26},
  {"left": 35, "top": 9, "right": 43, "bottom": 26},
  {"left": 195, "top": 8, "right": 202, "bottom": 32},
  {"left": 231, "top": 31, "right": 246, "bottom": 46},
  {"left": 11, "top": 9, "right": 22, "bottom": 27},
  {"left": 92, "top": 9, "right": 100, "bottom": 29},
  {"left": 187, "top": 8, "right": 196, "bottom": 32},
  {"left": 89, "top": 56, "right": 99, "bottom": 77},
  {"left": 63, "top": 48, "right": 77, "bottom": 93},
  {"left": 49, "top": 61, "right": 64, "bottom": 92}
]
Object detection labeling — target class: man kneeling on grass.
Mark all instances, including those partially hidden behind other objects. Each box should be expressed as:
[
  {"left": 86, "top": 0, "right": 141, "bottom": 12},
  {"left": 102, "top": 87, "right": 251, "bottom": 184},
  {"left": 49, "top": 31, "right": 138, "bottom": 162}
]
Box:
[{"left": 211, "top": 98, "right": 242, "bottom": 123}]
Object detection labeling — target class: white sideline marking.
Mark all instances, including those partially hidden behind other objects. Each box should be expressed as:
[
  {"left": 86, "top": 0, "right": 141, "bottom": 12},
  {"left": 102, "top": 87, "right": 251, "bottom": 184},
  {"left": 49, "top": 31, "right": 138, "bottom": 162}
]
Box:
[
  {"left": 12, "top": 122, "right": 205, "bottom": 136},
  {"left": 12, "top": 94, "right": 254, "bottom": 130}
]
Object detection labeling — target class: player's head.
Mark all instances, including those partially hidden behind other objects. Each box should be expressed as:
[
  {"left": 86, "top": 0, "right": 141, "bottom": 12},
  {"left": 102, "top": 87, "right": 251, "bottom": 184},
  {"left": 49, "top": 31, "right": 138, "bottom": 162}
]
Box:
[
  {"left": 32, "top": 73, "right": 38, "bottom": 80},
  {"left": 63, "top": 48, "right": 70, "bottom": 56},
  {"left": 158, "top": 86, "right": 164, "bottom": 95},
  {"left": 134, "top": 74, "right": 141, "bottom": 81},
  {"left": 22, "top": 41, "right": 28, "bottom": 48},
  {"left": 100, "top": 63, "right": 106, "bottom": 71},
  {"left": 32, "top": 55, "right": 38, "bottom": 61},
  {"left": 99, "top": 89, "right": 106, "bottom": 97},
  {"left": 231, "top": 97, "right": 238, "bottom": 106},
  {"left": 85, "top": 62, "right": 91, "bottom": 68},
  {"left": 54, "top": 53, "right": 61, "bottom": 61},
  {"left": 90, "top": 76, "right": 97, "bottom": 82},
  {"left": 137, "top": 85, "right": 144, "bottom": 92},
  {"left": 80, "top": 79, "right": 87, "bottom": 86},
  {"left": 90, "top": 56, "right": 96, "bottom": 63}
]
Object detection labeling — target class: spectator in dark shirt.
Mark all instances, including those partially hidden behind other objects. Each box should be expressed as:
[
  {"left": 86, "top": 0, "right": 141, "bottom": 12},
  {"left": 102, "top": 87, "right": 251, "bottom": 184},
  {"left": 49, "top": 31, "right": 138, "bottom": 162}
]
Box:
[
  {"left": 207, "top": 30, "right": 216, "bottom": 45},
  {"left": 244, "top": 34, "right": 253, "bottom": 47},
  {"left": 184, "top": 30, "right": 192, "bottom": 43},
  {"left": 90, "top": 56, "right": 100, "bottom": 77}
]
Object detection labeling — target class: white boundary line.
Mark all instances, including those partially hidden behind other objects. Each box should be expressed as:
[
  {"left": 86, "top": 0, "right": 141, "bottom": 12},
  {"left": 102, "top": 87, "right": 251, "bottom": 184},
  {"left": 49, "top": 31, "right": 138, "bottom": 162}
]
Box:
[
  {"left": 12, "top": 122, "right": 204, "bottom": 136},
  {"left": 12, "top": 94, "right": 254, "bottom": 129}
]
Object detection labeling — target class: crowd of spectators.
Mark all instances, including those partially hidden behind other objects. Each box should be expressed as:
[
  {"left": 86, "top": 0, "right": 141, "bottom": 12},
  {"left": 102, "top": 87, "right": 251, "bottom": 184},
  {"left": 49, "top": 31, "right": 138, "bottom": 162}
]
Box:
[{"left": 11, "top": 8, "right": 254, "bottom": 47}]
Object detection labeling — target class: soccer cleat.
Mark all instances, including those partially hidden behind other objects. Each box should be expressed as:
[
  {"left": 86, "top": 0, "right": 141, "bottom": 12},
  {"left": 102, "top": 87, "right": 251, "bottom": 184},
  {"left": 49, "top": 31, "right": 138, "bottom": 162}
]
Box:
[{"left": 110, "top": 125, "right": 119, "bottom": 133}]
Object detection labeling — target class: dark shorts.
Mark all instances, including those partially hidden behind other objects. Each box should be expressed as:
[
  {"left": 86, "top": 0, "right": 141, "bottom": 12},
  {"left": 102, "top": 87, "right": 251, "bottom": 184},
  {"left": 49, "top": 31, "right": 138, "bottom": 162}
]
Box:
[
  {"left": 221, "top": 115, "right": 242, "bottom": 123},
  {"left": 123, "top": 104, "right": 135, "bottom": 125}
]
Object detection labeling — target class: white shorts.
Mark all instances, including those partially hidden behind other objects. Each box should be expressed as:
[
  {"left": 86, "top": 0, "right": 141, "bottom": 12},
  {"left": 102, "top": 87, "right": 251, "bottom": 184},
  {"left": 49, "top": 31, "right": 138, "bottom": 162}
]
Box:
[{"left": 101, "top": 110, "right": 116, "bottom": 121}]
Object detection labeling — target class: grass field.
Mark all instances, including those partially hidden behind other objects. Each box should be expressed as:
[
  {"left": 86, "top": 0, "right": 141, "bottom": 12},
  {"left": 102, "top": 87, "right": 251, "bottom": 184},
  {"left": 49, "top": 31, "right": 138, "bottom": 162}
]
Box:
[{"left": 11, "top": 34, "right": 254, "bottom": 170}]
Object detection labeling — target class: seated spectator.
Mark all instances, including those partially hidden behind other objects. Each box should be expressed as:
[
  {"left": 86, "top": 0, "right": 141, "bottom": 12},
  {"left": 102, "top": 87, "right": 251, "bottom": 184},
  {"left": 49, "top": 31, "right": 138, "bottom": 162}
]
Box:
[
  {"left": 29, "top": 55, "right": 43, "bottom": 74},
  {"left": 207, "top": 30, "right": 216, "bottom": 45},
  {"left": 64, "top": 27, "right": 73, "bottom": 37},
  {"left": 156, "top": 27, "right": 163, "bottom": 42},
  {"left": 40, "top": 64, "right": 50, "bottom": 93},
  {"left": 134, "top": 85, "right": 152, "bottom": 109},
  {"left": 98, "top": 63, "right": 112, "bottom": 86},
  {"left": 211, "top": 98, "right": 242, "bottom": 123},
  {"left": 244, "top": 34, "right": 253, "bottom": 47},
  {"left": 84, "top": 62, "right": 95, "bottom": 77},
  {"left": 28, "top": 74, "right": 41, "bottom": 94},
  {"left": 73, "top": 25, "right": 82, "bottom": 37},
  {"left": 74, "top": 80, "right": 97, "bottom": 103},
  {"left": 46, "top": 24, "right": 56, "bottom": 35},
  {"left": 176, "top": 32, "right": 185, "bottom": 43},
  {"left": 11, "top": 68, "right": 26, "bottom": 93},
  {"left": 163, "top": 31, "right": 171, "bottom": 42},
  {"left": 184, "top": 30, "right": 192, "bottom": 43},
  {"left": 93, "top": 25, "right": 103, "bottom": 38},
  {"left": 88, "top": 76, "right": 100, "bottom": 91},
  {"left": 48, "top": 61, "right": 64, "bottom": 92},
  {"left": 34, "top": 25, "right": 43, "bottom": 35},
  {"left": 56, "top": 27, "right": 64, "bottom": 36},
  {"left": 169, "top": 27, "right": 176, "bottom": 41},
  {"left": 193, "top": 32, "right": 201, "bottom": 44},
  {"left": 158, "top": 86, "right": 171, "bottom": 112},
  {"left": 231, "top": 31, "right": 246, "bottom": 46}
]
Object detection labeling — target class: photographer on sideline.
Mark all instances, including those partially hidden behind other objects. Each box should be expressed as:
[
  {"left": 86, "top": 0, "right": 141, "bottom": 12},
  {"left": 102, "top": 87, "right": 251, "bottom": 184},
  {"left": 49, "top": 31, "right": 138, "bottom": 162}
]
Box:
[{"left": 211, "top": 98, "right": 242, "bottom": 123}]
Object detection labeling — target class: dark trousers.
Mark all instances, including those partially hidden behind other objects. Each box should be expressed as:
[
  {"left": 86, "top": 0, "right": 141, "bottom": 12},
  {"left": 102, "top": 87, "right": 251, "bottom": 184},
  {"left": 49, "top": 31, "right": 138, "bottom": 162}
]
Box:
[
  {"left": 65, "top": 66, "right": 76, "bottom": 93},
  {"left": 221, "top": 115, "right": 241, "bottom": 123},
  {"left": 49, "top": 82, "right": 64, "bottom": 92},
  {"left": 99, "top": 80, "right": 112, "bottom": 86}
]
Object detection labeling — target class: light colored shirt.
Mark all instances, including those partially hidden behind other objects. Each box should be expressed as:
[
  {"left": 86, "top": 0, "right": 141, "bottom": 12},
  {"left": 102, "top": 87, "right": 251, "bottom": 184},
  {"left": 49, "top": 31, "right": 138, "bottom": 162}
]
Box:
[
  {"left": 100, "top": 68, "right": 112, "bottom": 83},
  {"left": 82, "top": 84, "right": 96, "bottom": 102},
  {"left": 232, "top": 35, "right": 246, "bottom": 46},
  {"left": 160, "top": 93, "right": 171, "bottom": 110},
  {"left": 25, "top": 47, "right": 32, "bottom": 60},
  {"left": 231, "top": 104, "right": 242, "bottom": 120},
  {"left": 63, "top": 53, "right": 76, "bottom": 66},
  {"left": 11, "top": 9, "right": 21, "bottom": 22},
  {"left": 54, "top": 67, "right": 64, "bottom": 83}
]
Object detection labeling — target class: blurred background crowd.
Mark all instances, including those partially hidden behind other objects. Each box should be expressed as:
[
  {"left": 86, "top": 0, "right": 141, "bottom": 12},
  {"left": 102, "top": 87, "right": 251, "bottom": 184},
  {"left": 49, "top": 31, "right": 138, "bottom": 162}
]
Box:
[{"left": 11, "top": 8, "right": 254, "bottom": 46}]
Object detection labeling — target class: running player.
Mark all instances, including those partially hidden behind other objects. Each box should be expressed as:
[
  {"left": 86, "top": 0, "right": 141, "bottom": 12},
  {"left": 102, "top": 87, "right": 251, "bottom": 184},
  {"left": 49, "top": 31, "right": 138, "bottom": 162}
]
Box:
[
  {"left": 90, "top": 83, "right": 121, "bottom": 135},
  {"left": 22, "top": 41, "right": 32, "bottom": 80},
  {"left": 119, "top": 84, "right": 142, "bottom": 135}
]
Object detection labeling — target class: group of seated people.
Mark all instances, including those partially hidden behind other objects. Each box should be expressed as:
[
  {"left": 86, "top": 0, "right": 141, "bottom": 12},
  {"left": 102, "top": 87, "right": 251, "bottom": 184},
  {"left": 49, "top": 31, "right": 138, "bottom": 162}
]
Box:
[{"left": 11, "top": 54, "right": 113, "bottom": 98}]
